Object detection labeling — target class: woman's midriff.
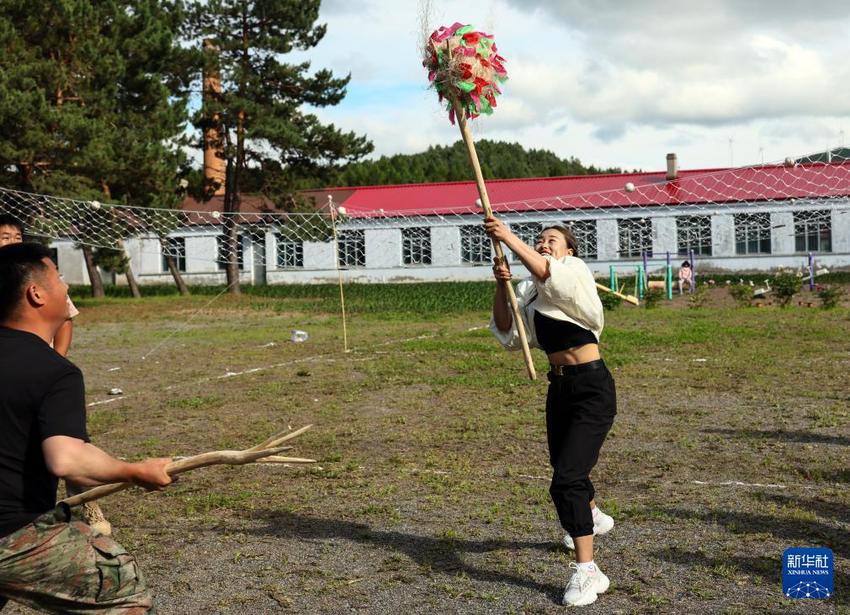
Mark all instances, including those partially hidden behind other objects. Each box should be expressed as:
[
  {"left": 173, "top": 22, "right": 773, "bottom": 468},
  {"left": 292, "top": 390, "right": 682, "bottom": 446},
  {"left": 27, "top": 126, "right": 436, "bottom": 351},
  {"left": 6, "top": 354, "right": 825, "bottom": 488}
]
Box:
[{"left": 547, "top": 343, "right": 601, "bottom": 366}]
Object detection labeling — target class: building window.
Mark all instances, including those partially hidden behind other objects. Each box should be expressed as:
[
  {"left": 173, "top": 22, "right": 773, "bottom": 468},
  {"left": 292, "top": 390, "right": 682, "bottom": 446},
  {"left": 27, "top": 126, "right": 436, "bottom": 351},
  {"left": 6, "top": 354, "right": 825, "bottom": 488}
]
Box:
[
  {"left": 509, "top": 222, "right": 542, "bottom": 263},
  {"left": 161, "top": 237, "right": 186, "bottom": 272},
  {"left": 676, "top": 215, "right": 712, "bottom": 256},
  {"left": 734, "top": 213, "right": 771, "bottom": 254},
  {"left": 402, "top": 227, "right": 431, "bottom": 265},
  {"left": 794, "top": 210, "right": 832, "bottom": 253},
  {"left": 568, "top": 220, "right": 597, "bottom": 260},
  {"left": 337, "top": 230, "right": 365, "bottom": 267},
  {"left": 217, "top": 235, "right": 244, "bottom": 270},
  {"left": 618, "top": 218, "right": 652, "bottom": 258},
  {"left": 276, "top": 237, "right": 303, "bottom": 268},
  {"left": 460, "top": 225, "right": 491, "bottom": 264}
]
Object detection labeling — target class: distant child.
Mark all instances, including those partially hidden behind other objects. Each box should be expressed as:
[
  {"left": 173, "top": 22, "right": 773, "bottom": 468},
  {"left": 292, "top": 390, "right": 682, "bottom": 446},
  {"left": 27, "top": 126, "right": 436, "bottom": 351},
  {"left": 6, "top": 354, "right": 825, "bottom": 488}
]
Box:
[{"left": 678, "top": 261, "right": 693, "bottom": 295}]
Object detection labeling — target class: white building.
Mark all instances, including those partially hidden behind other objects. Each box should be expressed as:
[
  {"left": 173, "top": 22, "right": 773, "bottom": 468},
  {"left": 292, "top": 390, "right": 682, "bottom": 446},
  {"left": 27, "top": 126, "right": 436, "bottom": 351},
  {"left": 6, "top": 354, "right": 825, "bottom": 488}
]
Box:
[{"left": 52, "top": 158, "right": 850, "bottom": 285}]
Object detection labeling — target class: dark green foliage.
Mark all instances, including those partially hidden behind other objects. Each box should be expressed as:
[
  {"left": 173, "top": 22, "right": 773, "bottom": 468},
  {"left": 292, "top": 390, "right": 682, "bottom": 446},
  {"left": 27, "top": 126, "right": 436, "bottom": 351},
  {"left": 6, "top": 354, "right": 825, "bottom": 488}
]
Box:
[
  {"left": 817, "top": 285, "right": 843, "bottom": 309},
  {"left": 93, "top": 248, "right": 130, "bottom": 274},
  {"left": 697, "top": 271, "right": 850, "bottom": 286},
  {"left": 728, "top": 285, "right": 754, "bottom": 307},
  {"left": 0, "top": 0, "right": 190, "bottom": 296},
  {"left": 797, "top": 148, "right": 850, "bottom": 164},
  {"left": 70, "top": 281, "right": 499, "bottom": 315},
  {"left": 643, "top": 288, "right": 664, "bottom": 309},
  {"left": 298, "top": 140, "right": 623, "bottom": 188},
  {"left": 184, "top": 0, "right": 372, "bottom": 205},
  {"left": 598, "top": 290, "right": 623, "bottom": 311},
  {"left": 772, "top": 273, "right": 802, "bottom": 307},
  {"left": 0, "top": 0, "right": 189, "bottom": 207},
  {"left": 688, "top": 286, "right": 710, "bottom": 309}
]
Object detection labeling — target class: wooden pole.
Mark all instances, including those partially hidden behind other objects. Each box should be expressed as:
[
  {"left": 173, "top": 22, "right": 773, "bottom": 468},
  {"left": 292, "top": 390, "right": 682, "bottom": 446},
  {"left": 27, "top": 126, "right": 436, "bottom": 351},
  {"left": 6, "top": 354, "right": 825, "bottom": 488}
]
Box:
[
  {"left": 454, "top": 104, "right": 536, "bottom": 380},
  {"left": 595, "top": 282, "right": 639, "bottom": 306},
  {"left": 329, "top": 196, "right": 350, "bottom": 353}
]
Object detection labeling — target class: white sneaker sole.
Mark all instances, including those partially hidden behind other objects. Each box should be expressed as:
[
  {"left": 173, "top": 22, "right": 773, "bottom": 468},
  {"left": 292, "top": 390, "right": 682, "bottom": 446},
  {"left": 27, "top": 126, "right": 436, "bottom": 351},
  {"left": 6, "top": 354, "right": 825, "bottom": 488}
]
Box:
[
  {"left": 564, "top": 591, "right": 598, "bottom": 607},
  {"left": 563, "top": 574, "right": 610, "bottom": 606}
]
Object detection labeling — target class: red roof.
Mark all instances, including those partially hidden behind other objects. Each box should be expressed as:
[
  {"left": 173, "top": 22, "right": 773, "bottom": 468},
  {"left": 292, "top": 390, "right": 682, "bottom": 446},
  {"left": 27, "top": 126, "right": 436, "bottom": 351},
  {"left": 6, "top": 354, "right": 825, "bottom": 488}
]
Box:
[{"left": 303, "top": 162, "right": 850, "bottom": 218}]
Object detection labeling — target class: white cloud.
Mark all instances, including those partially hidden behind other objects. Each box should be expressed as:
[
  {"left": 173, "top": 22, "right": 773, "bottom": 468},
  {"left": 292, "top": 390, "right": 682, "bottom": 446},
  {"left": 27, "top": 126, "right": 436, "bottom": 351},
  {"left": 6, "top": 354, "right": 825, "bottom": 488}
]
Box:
[{"left": 298, "top": 0, "right": 850, "bottom": 170}]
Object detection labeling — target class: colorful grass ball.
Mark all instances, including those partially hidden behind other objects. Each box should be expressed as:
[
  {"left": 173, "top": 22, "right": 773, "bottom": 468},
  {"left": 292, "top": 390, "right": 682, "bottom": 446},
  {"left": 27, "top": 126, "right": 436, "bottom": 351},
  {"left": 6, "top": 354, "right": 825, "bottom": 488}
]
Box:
[{"left": 423, "top": 22, "right": 508, "bottom": 123}]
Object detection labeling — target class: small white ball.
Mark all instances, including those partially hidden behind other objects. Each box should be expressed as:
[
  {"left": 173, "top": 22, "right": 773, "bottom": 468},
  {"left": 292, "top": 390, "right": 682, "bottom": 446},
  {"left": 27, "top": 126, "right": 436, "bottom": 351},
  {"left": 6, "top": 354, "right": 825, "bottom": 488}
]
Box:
[
  {"left": 90, "top": 200, "right": 101, "bottom": 209},
  {"left": 784, "top": 157, "right": 795, "bottom": 167},
  {"left": 211, "top": 211, "right": 221, "bottom": 219},
  {"left": 337, "top": 206, "right": 347, "bottom": 215},
  {"left": 624, "top": 182, "right": 635, "bottom": 193},
  {"left": 475, "top": 198, "right": 483, "bottom": 209}
]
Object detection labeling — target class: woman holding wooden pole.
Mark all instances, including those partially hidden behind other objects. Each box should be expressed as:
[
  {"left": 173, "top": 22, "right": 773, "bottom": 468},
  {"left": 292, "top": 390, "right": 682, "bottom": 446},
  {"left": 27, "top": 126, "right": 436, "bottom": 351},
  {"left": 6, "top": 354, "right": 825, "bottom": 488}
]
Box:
[
  {"left": 486, "top": 218, "right": 618, "bottom": 608},
  {"left": 424, "top": 22, "right": 617, "bottom": 607}
]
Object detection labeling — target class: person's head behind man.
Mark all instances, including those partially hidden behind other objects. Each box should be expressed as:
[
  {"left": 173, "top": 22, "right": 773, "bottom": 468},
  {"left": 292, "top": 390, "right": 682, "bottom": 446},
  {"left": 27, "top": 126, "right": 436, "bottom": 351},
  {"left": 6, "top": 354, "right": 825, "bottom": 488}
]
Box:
[
  {"left": 0, "top": 213, "right": 24, "bottom": 246},
  {"left": 0, "top": 242, "right": 69, "bottom": 335}
]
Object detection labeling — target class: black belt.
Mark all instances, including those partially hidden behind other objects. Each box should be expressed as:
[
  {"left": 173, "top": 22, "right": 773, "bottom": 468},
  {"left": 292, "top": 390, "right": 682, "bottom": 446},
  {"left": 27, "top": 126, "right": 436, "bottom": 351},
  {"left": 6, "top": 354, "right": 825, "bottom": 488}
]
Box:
[{"left": 548, "top": 359, "right": 606, "bottom": 377}]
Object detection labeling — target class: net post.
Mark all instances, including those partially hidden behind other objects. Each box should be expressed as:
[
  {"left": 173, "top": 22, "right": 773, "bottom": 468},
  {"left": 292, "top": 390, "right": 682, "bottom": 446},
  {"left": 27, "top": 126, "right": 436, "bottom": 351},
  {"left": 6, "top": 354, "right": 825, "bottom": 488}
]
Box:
[{"left": 808, "top": 252, "right": 815, "bottom": 290}]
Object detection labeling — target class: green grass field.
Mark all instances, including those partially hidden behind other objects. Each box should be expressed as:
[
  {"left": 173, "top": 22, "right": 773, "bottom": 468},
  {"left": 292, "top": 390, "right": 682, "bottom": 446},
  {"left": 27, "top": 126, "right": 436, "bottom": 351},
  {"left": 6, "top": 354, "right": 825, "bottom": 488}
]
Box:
[{"left": 12, "top": 283, "right": 849, "bottom": 614}]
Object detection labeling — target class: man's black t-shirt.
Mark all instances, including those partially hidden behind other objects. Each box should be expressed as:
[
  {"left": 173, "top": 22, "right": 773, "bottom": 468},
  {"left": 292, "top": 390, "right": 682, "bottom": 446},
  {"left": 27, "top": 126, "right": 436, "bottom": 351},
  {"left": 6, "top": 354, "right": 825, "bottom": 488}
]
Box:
[{"left": 0, "top": 327, "right": 89, "bottom": 537}]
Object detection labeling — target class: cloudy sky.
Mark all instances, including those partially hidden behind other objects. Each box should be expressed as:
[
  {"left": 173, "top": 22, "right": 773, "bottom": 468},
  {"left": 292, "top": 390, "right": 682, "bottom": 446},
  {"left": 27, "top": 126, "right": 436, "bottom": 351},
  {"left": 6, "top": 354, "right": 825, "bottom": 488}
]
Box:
[{"left": 293, "top": 0, "right": 850, "bottom": 173}]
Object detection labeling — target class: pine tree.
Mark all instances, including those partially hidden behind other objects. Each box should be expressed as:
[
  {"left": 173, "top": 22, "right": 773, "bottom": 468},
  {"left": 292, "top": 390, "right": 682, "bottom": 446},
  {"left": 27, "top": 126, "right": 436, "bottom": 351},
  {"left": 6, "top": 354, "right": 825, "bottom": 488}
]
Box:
[
  {"left": 0, "top": 0, "right": 189, "bottom": 296},
  {"left": 185, "top": 0, "right": 372, "bottom": 293}
]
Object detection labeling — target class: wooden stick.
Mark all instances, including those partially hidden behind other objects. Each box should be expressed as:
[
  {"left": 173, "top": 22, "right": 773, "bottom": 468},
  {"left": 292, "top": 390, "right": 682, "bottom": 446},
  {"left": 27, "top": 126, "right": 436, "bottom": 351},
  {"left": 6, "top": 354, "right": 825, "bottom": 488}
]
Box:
[
  {"left": 596, "top": 282, "right": 639, "bottom": 306},
  {"left": 454, "top": 104, "right": 536, "bottom": 380},
  {"left": 249, "top": 424, "right": 313, "bottom": 452},
  {"left": 329, "top": 197, "right": 350, "bottom": 353},
  {"left": 255, "top": 456, "right": 316, "bottom": 464},
  {"left": 59, "top": 427, "right": 315, "bottom": 509}
]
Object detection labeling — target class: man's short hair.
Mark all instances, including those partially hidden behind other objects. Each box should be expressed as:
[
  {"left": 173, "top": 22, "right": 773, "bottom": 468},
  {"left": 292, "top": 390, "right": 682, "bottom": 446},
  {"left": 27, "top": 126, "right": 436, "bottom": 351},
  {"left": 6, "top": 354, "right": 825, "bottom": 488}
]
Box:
[
  {"left": 0, "top": 242, "right": 53, "bottom": 322},
  {"left": 0, "top": 213, "right": 24, "bottom": 233}
]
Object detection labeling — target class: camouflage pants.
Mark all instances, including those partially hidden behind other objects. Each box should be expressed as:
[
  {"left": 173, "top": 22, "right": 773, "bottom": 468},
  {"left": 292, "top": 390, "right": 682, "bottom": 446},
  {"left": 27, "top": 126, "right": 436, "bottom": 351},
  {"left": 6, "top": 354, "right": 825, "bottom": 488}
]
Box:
[{"left": 0, "top": 509, "right": 153, "bottom": 614}]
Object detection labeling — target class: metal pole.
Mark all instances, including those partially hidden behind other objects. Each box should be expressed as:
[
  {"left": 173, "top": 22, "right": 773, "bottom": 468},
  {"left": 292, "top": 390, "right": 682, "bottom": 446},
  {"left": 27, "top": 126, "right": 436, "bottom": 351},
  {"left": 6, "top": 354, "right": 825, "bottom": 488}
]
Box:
[
  {"left": 609, "top": 265, "right": 616, "bottom": 291},
  {"left": 636, "top": 265, "right": 643, "bottom": 299},
  {"left": 689, "top": 248, "right": 696, "bottom": 294},
  {"left": 808, "top": 252, "right": 815, "bottom": 290}
]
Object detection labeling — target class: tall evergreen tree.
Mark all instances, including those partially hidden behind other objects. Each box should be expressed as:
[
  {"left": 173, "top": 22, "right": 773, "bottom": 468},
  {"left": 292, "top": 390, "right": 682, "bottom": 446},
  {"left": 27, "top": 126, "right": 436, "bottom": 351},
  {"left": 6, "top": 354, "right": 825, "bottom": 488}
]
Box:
[
  {"left": 0, "top": 0, "right": 189, "bottom": 296},
  {"left": 185, "top": 0, "right": 372, "bottom": 293}
]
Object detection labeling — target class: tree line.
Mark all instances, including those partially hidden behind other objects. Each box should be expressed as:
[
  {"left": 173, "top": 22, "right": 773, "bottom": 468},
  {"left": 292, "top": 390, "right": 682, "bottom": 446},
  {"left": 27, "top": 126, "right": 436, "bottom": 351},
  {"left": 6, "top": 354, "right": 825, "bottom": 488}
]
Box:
[{"left": 311, "top": 140, "right": 622, "bottom": 187}]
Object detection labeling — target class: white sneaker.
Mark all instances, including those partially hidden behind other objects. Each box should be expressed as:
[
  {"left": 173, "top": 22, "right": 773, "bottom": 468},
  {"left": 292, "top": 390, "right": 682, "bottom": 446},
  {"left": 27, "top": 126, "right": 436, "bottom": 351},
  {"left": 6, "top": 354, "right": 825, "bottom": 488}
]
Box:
[
  {"left": 562, "top": 508, "right": 615, "bottom": 550},
  {"left": 562, "top": 562, "right": 610, "bottom": 607}
]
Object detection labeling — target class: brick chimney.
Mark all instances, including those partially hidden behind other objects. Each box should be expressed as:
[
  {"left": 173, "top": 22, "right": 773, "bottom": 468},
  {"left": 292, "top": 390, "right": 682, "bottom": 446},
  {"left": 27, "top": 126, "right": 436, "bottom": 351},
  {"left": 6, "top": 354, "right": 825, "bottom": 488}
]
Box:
[
  {"left": 666, "top": 153, "right": 678, "bottom": 180},
  {"left": 203, "top": 39, "right": 226, "bottom": 197}
]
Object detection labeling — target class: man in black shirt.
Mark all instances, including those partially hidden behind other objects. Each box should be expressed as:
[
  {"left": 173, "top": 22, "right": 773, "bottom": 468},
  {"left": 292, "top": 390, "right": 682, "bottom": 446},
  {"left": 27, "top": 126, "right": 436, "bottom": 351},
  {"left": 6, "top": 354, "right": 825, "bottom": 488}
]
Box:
[{"left": 0, "top": 243, "right": 172, "bottom": 613}]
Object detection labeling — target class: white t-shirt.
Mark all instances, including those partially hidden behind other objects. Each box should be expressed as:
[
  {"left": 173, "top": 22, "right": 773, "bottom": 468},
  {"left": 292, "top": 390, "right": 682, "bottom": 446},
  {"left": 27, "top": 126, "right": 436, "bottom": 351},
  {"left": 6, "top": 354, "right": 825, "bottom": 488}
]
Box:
[
  {"left": 66, "top": 297, "right": 79, "bottom": 319},
  {"left": 490, "top": 255, "right": 604, "bottom": 351}
]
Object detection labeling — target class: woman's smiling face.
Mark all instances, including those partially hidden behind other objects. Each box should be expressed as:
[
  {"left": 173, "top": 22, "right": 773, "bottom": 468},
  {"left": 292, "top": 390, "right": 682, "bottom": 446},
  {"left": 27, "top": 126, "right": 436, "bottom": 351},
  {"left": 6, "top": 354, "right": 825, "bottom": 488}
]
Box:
[{"left": 535, "top": 229, "right": 573, "bottom": 258}]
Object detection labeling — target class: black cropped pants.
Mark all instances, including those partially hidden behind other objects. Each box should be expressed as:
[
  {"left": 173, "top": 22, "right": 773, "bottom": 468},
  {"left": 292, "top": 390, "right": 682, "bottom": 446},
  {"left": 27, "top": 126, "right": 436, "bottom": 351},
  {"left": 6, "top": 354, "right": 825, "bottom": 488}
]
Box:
[{"left": 546, "top": 360, "right": 617, "bottom": 538}]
